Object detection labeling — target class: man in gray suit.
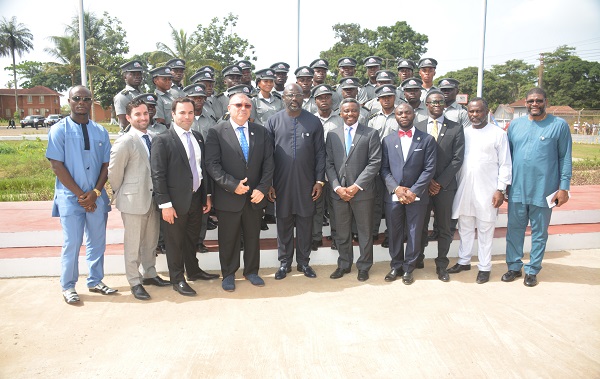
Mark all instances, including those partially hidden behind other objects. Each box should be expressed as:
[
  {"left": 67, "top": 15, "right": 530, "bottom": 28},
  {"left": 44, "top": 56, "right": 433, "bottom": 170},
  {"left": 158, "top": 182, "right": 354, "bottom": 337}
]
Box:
[
  {"left": 326, "top": 98, "right": 382, "bottom": 281},
  {"left": 108, "top": 99, "right": 171, "bottom": 300}
]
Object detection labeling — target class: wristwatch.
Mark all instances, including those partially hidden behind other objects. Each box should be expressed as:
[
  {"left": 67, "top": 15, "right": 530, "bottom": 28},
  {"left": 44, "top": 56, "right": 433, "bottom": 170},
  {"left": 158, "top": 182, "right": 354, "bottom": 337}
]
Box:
[
  {"left": 497, "top": 189, "right": 506, "bottom": 196},
  {"left": 93, "top": 188, "right": 102, "bottom": 197},
  {"left": 316, "top": 181, "right": 325, "bottom": 186}
]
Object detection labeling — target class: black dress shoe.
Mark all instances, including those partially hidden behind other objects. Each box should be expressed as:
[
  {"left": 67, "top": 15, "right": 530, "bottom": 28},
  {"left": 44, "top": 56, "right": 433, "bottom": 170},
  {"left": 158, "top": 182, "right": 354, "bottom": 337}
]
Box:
[
  {"left": 352, "top": 233, "right": 359, "bottom": 242},
  {"left": 331, "top": 240, "right": 338, "bottom": 250},
  {"left": 142, "top": 276, "right": 171, "bottom": 287},
  {"left": 131, "top": 284, "right": 151, "bottom": 300},
  {"left": 437, "top": 268, "right": 450, "bottom": 282},
  {"left": 447, "top": 263, "right": 471, "bottom": 274},
  {"left": 264, "top": 214, "right": 276, "bottom": 224},
  {"left": 402, "top": 271, "right": 414, "bottom": 285},
  {"left": 297, "top": 265, "right": 317, "bottom": 278},
  {"left": 427, "top": 230, "right": 439, "bottom": 241},
  {"left": 274, "top": 266, "right": 291, "bottom": 280},
  {"left": 381, "top": 237, "right": 389, "bottom": 248},
  {"left": 311, "top": 240, "right": 323, "bottom": 251},
  {"left": 187, "top": 269, "right": 219, "bottom": 281},
  {"left": 196, "top": 243, "right": 209, "bottom": 253},
  {"left": 173, "top": 281, "right": 196, "bottom": 296},
  {"left": 524, "top": 274, "right": 538, "bottom": 287},
  {"left": 501, "top": 270, "right": 522, "bottom": 282},
  {"left": 89, "top": 281, "right": 118, "bottom": 295},
  {"left": 357, "top": 270, "right": 369, "bottom": 282},
  {"left": 476, "top": 271, "right": 490, "bottom": 284},
  {"left": 415, "top": 260, "right": 424, "bottom": 269},
  {"left": 384, "top": 268, "right": 403, "bottom": 282},
  {"left": 261, "top": 218, "right": 269, "bottom": 231},
  {"left": 207, "top": 218, "right": 218, "bottom": 230},
  {"left": 330, "top": 267, "right": 350, "bottom": 279}
]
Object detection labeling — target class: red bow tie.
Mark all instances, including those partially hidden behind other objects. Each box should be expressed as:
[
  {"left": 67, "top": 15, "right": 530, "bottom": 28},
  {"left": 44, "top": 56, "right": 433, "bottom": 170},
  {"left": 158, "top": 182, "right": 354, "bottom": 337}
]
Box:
[{"left": 398, "top": 130, "right": 412, "bottom": 138}]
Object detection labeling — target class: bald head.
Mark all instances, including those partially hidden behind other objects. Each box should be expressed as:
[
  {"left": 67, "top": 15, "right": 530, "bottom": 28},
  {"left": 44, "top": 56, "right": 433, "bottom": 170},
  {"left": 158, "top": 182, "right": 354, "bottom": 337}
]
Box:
[{"left": 395, "top": 103, "right": 415, "bottom": 130}]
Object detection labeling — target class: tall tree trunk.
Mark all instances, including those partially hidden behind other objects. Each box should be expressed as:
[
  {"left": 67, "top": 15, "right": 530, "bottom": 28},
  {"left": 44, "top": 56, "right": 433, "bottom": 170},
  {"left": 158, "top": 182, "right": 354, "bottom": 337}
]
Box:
[{"left": 12, "top": 48, "right": 18, "bottom": 120}]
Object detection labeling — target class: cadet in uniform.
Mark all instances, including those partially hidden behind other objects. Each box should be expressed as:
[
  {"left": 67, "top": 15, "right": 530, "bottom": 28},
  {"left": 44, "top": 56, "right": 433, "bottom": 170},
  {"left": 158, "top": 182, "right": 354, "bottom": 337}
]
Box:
[
  {"left": 338, "top": 77, "right": 369, "bottom": 125},
  {"left": 189, "top": 70, "right": 219, "bottom": 125},
  {"left": 270, "top": 62, "right": 290, "bottom": 96},
  {"left": 150, "top": 66, "right": 174, "bottom": 126},
  {"left": 335, "top": 57, "right": 358, "bottom": 97},
  {"left": 114, "top": 60, "right": 144, "bottom": 133},
  {"left": 418, "top": 57, "right": 438, "bottom": 101},
  {"left": 294, "top": 66, "right": 315, "bottom": 112},
  {"left": 311, "top": 84, "right": 344, "bottom": 251},
  {"left": 251, "top": 68, "right": 284, "bottom": 126},
  {"left": 358, "top": 56, "right": 383, "bottom": 104},
  {"left": 310, "top": 58, "right": 342, "bottom": 112},
  {"left": 166, "top": 58, "right": 187, "bottom": 98},
  {"left": 438, "top": 78, "right": 470, "bottom": 128},
  {"left": 402, "top": 78, "right": 429, "bottom": 124},
  {"left": 214, "top": 64, "right": 243, "bottom": 119},
  {"left": 396, "top": 59, "right": 417, "bottom": 101},
  {"left": 236, "top": 60, "right": 256, "bottom": 93},
  {"left": 364, "top": 70, "right": 405, "bottom": 115}
]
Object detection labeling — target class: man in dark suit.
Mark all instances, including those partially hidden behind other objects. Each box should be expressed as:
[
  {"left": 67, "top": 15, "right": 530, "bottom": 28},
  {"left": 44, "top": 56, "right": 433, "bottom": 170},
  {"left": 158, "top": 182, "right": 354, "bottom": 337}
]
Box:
[
  {"left": 205, "top": 93, "right": 274, "bottom": 292},
  {"left": 381, "top": 103, "right": 437, "bottom": 284},
  {"left": 151, "top": 98, "right": 219, "bottom": 297},
  {"left": 415, "top": 90, "right": 465, "bottom": 282},
  {"left": 326, "top": 98, "right": 381, "bottom": 282}
]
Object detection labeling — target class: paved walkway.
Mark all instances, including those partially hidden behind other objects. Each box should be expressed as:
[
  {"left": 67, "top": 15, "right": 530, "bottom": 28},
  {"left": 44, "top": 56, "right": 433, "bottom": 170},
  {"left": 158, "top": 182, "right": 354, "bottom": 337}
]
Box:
[{"left": 2, "top": 249, "right": 599, "bottom": 378}]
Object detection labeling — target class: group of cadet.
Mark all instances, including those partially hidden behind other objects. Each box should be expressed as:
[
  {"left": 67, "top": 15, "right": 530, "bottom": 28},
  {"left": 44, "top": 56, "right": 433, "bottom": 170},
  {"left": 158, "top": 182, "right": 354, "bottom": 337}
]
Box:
[{"left": 47, "top": 54, "right": 572, "bottom": 304}]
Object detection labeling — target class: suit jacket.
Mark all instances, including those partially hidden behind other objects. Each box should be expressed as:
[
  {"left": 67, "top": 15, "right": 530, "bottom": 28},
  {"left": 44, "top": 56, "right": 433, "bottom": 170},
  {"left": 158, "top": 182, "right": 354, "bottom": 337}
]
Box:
[
  {"left": 380, "top": 127, "right": 437, "bottom": 204},
  {"left": 108, "top": 130, "right": 154, "bottom": 214},
  {"left": 325, "top": 123, "right": 382, "bottom": 201},
  {"left": 415, "top": 118, "right": 464, "bottom": 191},
  {"left": 151, "top": 127, "right": 209, "bottom": 214},
  {"left": 205, "top": 120, "right": 274, "bottom": 212}
]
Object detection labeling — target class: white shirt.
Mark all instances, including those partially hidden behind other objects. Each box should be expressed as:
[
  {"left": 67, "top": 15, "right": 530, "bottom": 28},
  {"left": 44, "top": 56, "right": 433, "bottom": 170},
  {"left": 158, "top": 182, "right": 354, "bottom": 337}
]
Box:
[
  {"left": 230, "top": 119, "right": 250, "bottom": 145},
  {"left": 427, "top": 115, "right": 445, "bottom": 136},
  {"left": 131, "top": 127, "right": 151, "bottom": 158},
  {"left": 258, "top": 92, "right": 273, "bottom": 103},
  {"left": 399, "top": 126, "right": 415, "bottom": 161},
  {"left": 159, "top": 123, "right": 203, "bottom": 209}
]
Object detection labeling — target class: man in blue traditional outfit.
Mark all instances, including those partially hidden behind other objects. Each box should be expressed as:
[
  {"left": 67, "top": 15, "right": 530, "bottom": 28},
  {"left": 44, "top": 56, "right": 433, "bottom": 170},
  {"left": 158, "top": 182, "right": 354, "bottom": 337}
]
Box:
[
  {"left": 503, "top": 87, "right": 572, "bottom": 287},
  {"left": 47, "top": 85, "right": 117, "bottom": 304}
]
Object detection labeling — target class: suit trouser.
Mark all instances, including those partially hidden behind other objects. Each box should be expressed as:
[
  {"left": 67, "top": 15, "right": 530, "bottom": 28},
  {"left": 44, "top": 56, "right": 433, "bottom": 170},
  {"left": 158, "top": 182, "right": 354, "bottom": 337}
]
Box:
[
  {"left": 163, "top": 191, "right": 204, "bottom": 282},
  {"left": 506, "top": 202, "right": 552, "bottom": 275},
  {"left": 121, "top": 204, "right": 159, "bottom": 286},
  {"left": 217, "top": 201, "right": 262, "bottom": 279},
  {"left": 457, "top": 215, "right": 495, "bottom": 272},
  {"left": 197, "top": 212, "right": 209, "bottom": 245},
  {"left": 419, "top": 189, "right": 456, "bottom": 269},
  {"left": 386, "top": 200, "right": 427, "bottom": 273},
  {"left": 332, "top": 197, "right": 374, "bottom": 271},
  {"left": 373, "top": 176, "right": 385, "bottom": 236},
  {"left": 59, "top": 210, "right": 108, "bottom": 290},
  {"left": 277, "top": 214, "right": 312, "bottom": 267}
]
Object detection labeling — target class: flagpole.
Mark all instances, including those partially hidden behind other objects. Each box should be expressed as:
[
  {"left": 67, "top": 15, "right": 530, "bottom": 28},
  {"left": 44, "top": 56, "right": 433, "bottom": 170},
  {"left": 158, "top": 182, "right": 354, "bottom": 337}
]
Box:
[{"left": 477, "top": 0, "right": 487, "bottom": 97}]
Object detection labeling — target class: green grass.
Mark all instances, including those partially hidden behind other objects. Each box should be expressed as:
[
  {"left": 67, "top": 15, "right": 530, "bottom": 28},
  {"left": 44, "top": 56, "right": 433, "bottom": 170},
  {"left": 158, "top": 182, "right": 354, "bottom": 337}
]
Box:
[
  {"left": 572, "top": 143, "right": 600, "bottom": 160},
  {"left": 0, "top": 139, "right": 55, "bottom": 201}
]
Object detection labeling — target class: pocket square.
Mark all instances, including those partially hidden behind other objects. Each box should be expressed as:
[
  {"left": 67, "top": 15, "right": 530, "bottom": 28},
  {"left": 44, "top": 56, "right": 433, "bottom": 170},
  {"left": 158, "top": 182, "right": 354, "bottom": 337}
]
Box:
[{"left": 414, "top": 148, "right": 423, "bottom": 151}]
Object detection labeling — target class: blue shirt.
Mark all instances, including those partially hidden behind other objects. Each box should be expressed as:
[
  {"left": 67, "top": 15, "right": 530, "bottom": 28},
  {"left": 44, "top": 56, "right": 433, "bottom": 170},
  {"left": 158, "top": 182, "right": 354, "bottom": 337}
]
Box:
[
  {"left": 508, "top": 114, "right": 572, "bottom": 208},
  {"left": 46, "top": 117, "right": 111, "bottom": 216}
]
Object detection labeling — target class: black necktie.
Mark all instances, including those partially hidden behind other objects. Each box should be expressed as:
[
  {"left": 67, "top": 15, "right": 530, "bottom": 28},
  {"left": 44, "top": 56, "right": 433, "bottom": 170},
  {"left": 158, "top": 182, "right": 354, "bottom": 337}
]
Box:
[{"left": 142, "top": 134, "right": 151, "bottom": 157}]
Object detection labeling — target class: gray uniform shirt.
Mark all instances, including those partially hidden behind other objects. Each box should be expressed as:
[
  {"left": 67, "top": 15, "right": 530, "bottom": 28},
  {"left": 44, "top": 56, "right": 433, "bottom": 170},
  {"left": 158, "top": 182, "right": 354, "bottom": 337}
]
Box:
[
  {"left": 170, "top": 83, "right": 186, "bottom": 99},
  {"left": 367, "top": 110, "right": 398, "bottom": 141},
  {"left": 252, "top": 93, "right": 284, "bottom": 126},
  {"left": 444, "top": 101, "right": 471, "bottom": 128},
  {"left": 154, "top": 89, "right": 174, "bottom": 126},
  {"left": 113, "top": 85, "right": 141, "bottom": 116}
]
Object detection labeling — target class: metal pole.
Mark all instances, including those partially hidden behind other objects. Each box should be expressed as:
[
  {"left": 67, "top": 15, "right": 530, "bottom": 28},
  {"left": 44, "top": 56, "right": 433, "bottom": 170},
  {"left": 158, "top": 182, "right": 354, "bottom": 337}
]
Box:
[
  {"left": 476, "top": 0, "right": 487, "bottom": 97},
  {"left": 297, "top": 0, "right": 300, "bottom": 68},
  {"left": 78, "top": 0, "right": 87, "bottom": 87}
]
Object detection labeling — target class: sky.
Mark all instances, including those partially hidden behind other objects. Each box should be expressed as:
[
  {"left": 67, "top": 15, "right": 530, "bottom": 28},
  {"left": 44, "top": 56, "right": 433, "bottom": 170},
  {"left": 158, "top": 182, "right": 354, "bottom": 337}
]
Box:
[{"left": 1, "top": 0, "right": 600, "bottom": 98}]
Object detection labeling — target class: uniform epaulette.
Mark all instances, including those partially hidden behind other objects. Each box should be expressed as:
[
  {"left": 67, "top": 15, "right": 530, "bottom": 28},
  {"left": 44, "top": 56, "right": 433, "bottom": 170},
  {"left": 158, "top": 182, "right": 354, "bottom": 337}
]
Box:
[
  {"left": 362, "top": 105, "right": 370, "bottom": 112},
  {"left": 272, "top": 92, "right": 282, "bottom": 99},
  {"left": 368, "top": 113, "right": 378, "bottom": 120},
  {"left": 222, "top": 113, "right": 231, "bottom": 121},
  {"left": 210, "top": 115, "right": 218, "bottom": 122},
  {"left": 215, "top": 93, "right": 225, "bottom": 98},
  {"left": 120, "top": 89, "right": 130, "bottom": 95}
]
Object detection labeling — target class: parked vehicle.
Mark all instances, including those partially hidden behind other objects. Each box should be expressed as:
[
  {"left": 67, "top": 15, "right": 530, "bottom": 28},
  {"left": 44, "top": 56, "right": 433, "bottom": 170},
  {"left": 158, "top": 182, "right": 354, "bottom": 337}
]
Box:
[
  {"left": 44, "top": 114, "right": 61, "bottom": 127},
  {"left": 20, "top": 115, "right": 45, "bottom": 128}
]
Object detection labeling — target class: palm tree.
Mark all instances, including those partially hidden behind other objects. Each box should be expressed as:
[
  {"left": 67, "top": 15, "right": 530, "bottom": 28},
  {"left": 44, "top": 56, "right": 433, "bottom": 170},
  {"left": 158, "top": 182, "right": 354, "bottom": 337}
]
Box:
[
  {"left": 0, "top": 17, "right": 34, "bottom": 120},
  {"left": 150, "top": 23, "right": 218, "bottom": 83},
  {"left": 44, "top": 36, "right": 81, "bottom": 87}
]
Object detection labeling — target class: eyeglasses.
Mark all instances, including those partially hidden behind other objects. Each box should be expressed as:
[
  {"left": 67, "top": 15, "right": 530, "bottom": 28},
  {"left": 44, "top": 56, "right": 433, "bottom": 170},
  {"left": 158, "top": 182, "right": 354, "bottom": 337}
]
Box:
[
  {"left": 284, "top": 94, "right": 303, "bottom": 100},
  {"left": 232, "top": 103, "right": 252, "bottom": 109},
  {"left": 71, "top": 96, "right": 92, "bottom": 102},
  {"left": 426, "top": 100, "right": 445, "bottom": 106},
  {"left": 526, "top": 99, "right": 545, "bottom": 104}
]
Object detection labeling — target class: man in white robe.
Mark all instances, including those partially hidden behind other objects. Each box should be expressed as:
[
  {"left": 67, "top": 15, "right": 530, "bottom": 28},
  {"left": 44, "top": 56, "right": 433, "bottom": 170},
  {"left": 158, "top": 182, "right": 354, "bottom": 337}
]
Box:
[{"left": 448, "top": 98, "right": 512, "bottom": 283}]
